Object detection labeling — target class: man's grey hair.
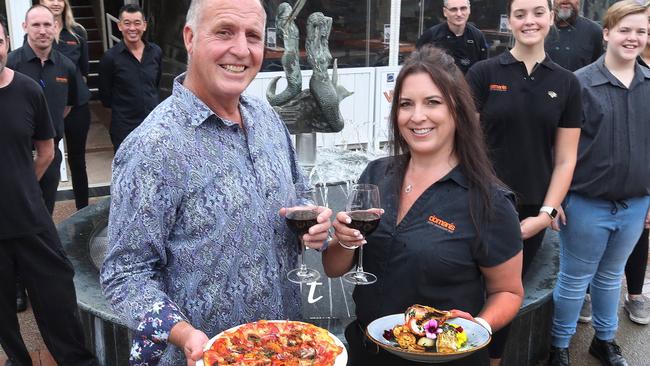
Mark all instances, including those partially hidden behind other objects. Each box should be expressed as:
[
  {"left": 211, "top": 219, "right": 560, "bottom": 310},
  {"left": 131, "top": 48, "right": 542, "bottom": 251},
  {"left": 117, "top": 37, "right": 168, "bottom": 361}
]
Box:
[
  {"left": 443, "top": 0, "right": 471, "bottom": 8},
  {"left": 185, "top": 0, "right": 263, "bottom": 30}
]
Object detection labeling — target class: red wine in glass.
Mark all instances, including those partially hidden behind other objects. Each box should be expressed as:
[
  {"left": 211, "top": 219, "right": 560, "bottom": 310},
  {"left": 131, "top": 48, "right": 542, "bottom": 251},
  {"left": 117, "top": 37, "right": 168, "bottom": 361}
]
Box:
[
  {"left": 348, "top": 211, "right": 380, "bottom": 236},
  {"left": 285, "top": 209, "right": 319, "bottom": 236},
  {"left": 285, "top": 205, "right": 321, "bottom": 284}
]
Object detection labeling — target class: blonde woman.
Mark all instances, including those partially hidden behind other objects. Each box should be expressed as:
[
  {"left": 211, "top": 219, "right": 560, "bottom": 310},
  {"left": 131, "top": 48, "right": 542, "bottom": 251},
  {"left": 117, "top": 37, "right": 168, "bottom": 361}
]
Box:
[
  {"left": 41, "top": 0, "right": 91, "bottom": 210},
  {"left": 549, "top": 1, "right": 650, "bottom": 365}
]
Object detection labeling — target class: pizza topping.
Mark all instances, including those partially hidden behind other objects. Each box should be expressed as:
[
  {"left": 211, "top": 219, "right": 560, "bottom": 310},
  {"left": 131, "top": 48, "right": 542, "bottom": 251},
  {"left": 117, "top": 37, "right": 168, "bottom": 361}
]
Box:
[{"left": 203, "top": 320, "right": 343, "bottom": 366}]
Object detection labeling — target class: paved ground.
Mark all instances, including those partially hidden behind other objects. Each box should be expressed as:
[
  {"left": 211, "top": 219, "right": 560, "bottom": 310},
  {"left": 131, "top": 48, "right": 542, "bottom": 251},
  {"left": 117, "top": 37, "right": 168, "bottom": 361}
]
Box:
[{"left": 1, "top": 198, "right": 649, "bottom": 365}]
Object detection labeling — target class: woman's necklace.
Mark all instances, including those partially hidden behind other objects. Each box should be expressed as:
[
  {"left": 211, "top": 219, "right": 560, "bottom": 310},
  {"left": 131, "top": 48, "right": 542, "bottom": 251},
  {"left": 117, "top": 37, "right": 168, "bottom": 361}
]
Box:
[{"left": 404, "top": 184, "right": 413, "bottom": 193}]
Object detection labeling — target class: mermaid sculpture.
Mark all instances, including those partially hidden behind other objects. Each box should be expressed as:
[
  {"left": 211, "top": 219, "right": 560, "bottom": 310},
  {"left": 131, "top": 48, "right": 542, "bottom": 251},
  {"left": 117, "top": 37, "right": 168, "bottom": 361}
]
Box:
[{"left": 266, "top": 1, "right": 352, "bottom": 134}]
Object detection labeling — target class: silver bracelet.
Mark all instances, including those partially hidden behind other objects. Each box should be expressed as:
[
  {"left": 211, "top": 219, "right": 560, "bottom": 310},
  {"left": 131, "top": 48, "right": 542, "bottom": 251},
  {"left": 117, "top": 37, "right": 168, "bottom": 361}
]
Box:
[{"left": 339, "top": 241, "right": 360, "bottom": 250}]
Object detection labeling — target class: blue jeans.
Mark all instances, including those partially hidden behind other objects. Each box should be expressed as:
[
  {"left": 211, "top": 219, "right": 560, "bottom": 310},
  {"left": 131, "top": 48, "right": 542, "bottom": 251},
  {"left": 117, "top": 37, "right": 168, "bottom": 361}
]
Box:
[{"left": 551, "top": 193, "right": 650, "bottom": 348}]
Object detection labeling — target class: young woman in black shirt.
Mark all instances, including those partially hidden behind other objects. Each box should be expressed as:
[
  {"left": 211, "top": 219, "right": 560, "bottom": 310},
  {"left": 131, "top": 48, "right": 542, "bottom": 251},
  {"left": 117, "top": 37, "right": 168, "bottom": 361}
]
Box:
[
  {"left": 41, "top": 0, "right": 91, "bottom": 209},
  {"left": 323, "top": 46, "right": 524, "bottom": 366},
  {"left": 465, "top": 0, "right": 581, "bottom": 362}
]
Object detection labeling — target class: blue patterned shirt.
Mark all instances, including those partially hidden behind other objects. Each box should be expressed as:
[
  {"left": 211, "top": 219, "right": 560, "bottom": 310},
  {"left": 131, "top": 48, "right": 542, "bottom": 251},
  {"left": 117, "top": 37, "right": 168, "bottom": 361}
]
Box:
[{"left": 100, "top": 73, "right": 308, "bottom": 365}]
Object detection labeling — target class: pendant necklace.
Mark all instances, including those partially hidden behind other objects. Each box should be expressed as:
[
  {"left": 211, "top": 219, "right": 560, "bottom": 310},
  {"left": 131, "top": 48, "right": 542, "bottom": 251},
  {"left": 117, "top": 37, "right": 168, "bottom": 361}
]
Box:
[{"left": 404, "top": 184, "right": 413, "bottom": 193}]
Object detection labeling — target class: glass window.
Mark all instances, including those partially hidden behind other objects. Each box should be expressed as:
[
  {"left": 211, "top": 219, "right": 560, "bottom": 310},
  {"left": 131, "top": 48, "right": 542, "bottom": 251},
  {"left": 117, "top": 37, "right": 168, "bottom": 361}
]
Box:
[{"left": 262, "top": 0, "right": 392, "bottom": 71}]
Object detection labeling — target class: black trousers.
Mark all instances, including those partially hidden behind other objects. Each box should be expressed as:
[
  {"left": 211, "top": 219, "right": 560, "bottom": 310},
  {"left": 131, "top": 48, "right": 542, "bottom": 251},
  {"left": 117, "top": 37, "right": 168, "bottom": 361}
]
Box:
[
  {"left": 0, "top": 223, "right": 96, "bottom": 366},
  {"left": 64, "top": 103, "right": 90, "bottom": 209},
  {"left": 488, "top": 205, "right": 546, "bottom": 359},
  {"left": 625, "top": 228, "right": 649, "bottom": 295},
  {"left": 110, "top": 124, "right": 138, "bottom": 154},
  {"left": 39, "top": 140, "right": 62, "bottom": 215}
]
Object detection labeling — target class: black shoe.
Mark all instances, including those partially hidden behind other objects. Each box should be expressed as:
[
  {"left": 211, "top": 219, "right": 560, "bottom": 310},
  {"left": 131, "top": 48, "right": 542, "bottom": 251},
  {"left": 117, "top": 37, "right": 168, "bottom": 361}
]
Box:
[
  {"left": 15, "top": 285, "right": 27, "bottom": 313},
  {"left": 548, "top": 346, "right": 571, "bottom": 366},
  {"left": 589, "top": 337, "right": 628, "bottom": 366}
]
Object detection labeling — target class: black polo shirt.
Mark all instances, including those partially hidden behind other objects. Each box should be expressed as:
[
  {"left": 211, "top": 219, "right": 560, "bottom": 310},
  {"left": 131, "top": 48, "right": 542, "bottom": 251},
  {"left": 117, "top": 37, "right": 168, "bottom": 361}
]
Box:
[
  {"left": 99, "top": 41, "right": 162, "bottom": 135},
  {"left": 416, "top": 22, "right": 488, "bottom": 74},
  {"left": 466, "top": 52, "right": 582, "bottom": 205},
  {"left": 54, "top": 25, "right": 91, "bottom": 105},
  {"left": 7, "top": 44, "right": 79, "bottom": 139},
  {"left": 545, "top": 16, "right": 603, "bottom": 72},
  {"left": 352, "top": 157, "right": 522, "bottom": 332},
  {"left": 0, "top": 72, "right": 55, "bottom": 239}
]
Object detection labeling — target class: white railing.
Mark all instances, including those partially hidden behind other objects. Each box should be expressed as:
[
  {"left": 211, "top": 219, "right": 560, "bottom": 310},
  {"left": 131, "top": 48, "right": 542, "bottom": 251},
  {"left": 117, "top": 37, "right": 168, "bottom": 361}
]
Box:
[{"left": 105, "top": 12, "right": 120, "bottom": 49}]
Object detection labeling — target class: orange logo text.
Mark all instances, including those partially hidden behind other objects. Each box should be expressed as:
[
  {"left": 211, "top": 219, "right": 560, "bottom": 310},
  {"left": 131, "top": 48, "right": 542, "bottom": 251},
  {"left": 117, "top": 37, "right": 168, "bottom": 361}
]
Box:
[
  {"left": 489, "top": 84, "right": 508, "bottom": 92},
  {"left": 428, "top": 215, "right": 456, "bottom": 233},
  {"left": 55, "top": 77, "right": 68, "bottom": 83}
]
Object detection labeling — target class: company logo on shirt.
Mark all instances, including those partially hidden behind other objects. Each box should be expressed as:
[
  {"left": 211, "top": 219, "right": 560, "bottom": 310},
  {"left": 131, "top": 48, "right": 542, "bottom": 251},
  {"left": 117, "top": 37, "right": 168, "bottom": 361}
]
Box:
[
  {"left": 489, "top": 84, "right": 508, "bottom": 92},
  {"left": 547, "top": 91, "right": 557, "bottom": 98},
  {"left": 428, "top": 215, "right": 456, "bottom": 233},
  {"left": 55, "top": 77, "right": 68, "bottom": 83},
  {"left": 66, "top": 40, "right": 78, "bottom": 45}
]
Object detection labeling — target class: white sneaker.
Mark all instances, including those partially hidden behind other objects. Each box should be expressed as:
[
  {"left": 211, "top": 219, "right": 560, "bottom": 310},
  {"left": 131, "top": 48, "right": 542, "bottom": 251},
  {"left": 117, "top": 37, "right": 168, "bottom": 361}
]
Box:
[
  {"left": 579, "top": 294, "right": 592, "bottom": 323},
  {"left": 624, "top": 295, "right": 650, "bottom": 325}
]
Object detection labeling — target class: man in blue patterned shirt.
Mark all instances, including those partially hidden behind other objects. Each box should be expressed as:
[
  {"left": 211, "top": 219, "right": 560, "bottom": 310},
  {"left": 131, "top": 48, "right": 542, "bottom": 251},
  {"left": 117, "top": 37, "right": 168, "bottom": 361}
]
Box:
[{"left": 99, "top": 0, "right": 332, "bottom": 365}]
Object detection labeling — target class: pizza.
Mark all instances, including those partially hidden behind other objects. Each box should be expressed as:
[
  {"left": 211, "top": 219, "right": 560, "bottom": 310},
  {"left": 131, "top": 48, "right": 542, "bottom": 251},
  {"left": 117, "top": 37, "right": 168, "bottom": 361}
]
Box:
[{"left": 202, "top": 320, "right": 344, "bottom": 366}]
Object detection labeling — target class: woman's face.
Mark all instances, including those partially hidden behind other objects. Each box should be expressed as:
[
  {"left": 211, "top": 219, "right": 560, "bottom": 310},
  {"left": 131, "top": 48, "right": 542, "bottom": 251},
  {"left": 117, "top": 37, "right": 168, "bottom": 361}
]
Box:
[
  {"left": 508, "top": 0, "right": 553, "bottom": 47},
  {"left": 397, "top": 72, "right": 456, "bottom": 159},
  {"left": 604, "top": 13, "right": 648, "bottom": 62},
  {"left": 646, "top": 8, "right": 650, "bottom": 51},
  {"left": 40, "top": 0, "right": 65, "bottom": 17}
]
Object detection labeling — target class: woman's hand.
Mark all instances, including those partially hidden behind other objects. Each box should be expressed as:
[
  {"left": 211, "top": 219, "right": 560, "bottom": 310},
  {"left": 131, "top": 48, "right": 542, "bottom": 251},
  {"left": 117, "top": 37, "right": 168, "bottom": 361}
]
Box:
[
  {"left": 645, "top": 206, "right": 650, "bottom": 229},
  {"left": 332, "top": 208, "right": 384, "bottom": 247},
  {"left": 520, "top": 213, "right": 552, "bottom": 240},
  {"left": 550, "top": 205, "right": 566, "bottom": 231}
]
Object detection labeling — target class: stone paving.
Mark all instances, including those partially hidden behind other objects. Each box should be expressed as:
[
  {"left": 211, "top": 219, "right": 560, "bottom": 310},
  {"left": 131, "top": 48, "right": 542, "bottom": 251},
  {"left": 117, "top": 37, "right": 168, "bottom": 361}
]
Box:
[{"left": 1, "top": 198, "right": 649, "bottom": 366}]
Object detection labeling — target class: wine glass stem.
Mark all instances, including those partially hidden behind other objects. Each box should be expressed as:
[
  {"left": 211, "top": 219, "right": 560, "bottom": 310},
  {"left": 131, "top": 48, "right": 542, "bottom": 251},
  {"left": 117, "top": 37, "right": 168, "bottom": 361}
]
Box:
[
  {"left": 357, "top": 245, "right": 365, "bottom": 272},
  {"left": 298, "top": 237, "right": 307, "bottom": 271}
]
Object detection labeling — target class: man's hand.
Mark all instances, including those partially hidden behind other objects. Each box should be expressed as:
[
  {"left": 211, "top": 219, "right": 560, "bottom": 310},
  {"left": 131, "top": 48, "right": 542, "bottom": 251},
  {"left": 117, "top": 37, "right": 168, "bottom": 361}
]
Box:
[
  {"left": 279, "top": 206, "right": 333, "bottom": 250},
  {"left": 169, "top": 321, "right": 209, "bottom": 366}
]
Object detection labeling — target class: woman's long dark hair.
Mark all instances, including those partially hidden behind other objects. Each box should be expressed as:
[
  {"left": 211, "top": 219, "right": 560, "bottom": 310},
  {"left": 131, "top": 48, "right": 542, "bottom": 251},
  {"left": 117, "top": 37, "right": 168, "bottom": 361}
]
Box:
[{"left": 389, "top": 46, "right": 505, "bottom": 242}]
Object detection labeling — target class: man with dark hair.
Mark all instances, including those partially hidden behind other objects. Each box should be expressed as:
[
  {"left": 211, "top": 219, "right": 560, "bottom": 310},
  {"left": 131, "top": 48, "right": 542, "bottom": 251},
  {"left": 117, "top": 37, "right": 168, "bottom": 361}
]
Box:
[
  {"left": 0, "top": 13, "right": 97, "bottom": 366},
  {"left": 415, "top": 0, "right": 488, "bottom": 74},
  {"left": 99, "top": 3, "right": 162, "bottom": 153},
  {"left": 545, "top": 0, "right": 603, "bottom": 71}
]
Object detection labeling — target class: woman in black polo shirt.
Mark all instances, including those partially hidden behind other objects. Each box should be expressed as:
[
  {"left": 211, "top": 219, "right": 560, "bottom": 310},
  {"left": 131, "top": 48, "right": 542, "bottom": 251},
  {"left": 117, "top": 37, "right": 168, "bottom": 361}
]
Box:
[
  {"left": 323, "top": 46, "right": 524, "bottom": 366},
  {"left": 465, "top": 0, "right": 581, "bottom": 362},
  {"left": 41, "top": 0, "right": 91, "bottom": 210}
]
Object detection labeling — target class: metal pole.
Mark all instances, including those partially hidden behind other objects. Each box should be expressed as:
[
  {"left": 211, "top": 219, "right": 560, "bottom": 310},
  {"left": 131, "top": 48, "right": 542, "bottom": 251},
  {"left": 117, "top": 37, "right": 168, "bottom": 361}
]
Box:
[
  {"left": 5, "top": 0, "right": 30, "bottom": 51},
  {"left": 388, "top": 0, "right": 402, "bottom": 66}
]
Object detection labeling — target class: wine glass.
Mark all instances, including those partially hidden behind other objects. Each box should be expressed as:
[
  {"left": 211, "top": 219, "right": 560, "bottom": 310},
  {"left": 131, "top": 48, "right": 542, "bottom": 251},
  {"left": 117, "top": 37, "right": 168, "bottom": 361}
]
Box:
[
  {"left": 343, "top": 184, "right": 381, "bottom": 285},
  {"left": 285, "top": 192, "right": 321, "bottom": 284}
]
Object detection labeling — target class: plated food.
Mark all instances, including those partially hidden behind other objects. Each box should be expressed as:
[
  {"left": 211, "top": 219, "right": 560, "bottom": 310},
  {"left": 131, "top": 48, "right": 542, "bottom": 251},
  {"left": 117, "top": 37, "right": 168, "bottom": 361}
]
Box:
[
  {"left": 389, "top": 305, "right": 467, "bottom": 353},
  {"left": 365, "top": 305, "right": 491, "bottom": 363},
  {"left": 201, "top": 320, "right": 346, "bottom": 366}
]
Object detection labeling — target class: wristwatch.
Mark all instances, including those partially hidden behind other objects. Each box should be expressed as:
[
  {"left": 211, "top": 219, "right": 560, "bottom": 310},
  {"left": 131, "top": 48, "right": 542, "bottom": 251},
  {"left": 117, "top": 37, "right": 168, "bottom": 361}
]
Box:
[{"left": 539, "top": 206, "right": 558, "bottom": 220}]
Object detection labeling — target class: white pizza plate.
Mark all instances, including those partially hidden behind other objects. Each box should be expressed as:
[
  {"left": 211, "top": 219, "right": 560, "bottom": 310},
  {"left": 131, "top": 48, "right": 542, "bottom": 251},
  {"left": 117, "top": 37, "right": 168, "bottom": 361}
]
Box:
[
  {"left": 366, "top": 313, "right": 491, "bottom": 363},
  {"left": 196, "top": 320, "right": 348, "bottom": 366}
]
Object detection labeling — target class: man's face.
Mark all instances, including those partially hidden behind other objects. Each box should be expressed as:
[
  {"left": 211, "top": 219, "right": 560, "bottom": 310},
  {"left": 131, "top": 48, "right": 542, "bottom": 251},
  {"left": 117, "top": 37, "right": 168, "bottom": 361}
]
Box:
[
  {"left": 118, "top": 11, "right": 147, "bottom": 45},
  {"left": 0, "top": 26, "right": 8, "bottom": 75},
  {"left": 183, "top": 0, "right": 265, "bottom": 104},
  {"left": 443, "top": 0, "right": 471, "bottom": 29},
  {"left": 553, "top": 0, "right": 580, "bottom": 21},
  {"left": 23, "top": 7, "right": 56, "bottom": 51}
]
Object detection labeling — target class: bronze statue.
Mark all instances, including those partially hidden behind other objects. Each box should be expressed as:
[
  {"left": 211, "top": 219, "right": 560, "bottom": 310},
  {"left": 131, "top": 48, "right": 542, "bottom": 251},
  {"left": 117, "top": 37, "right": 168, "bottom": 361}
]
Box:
[{"left": 266, "top": 1, "right": 352, "bottom": 134}]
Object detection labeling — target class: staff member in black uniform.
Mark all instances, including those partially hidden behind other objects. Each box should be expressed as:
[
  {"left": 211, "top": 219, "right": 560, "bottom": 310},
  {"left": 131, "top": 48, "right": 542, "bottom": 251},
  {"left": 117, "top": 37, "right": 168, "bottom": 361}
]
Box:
[
  {"left": 416, "top": 0, "right": 488, "bottom": 73},
  {"left": 465, "top": 0, "right": 581, "bottom": 363},
  {"left": 99, "top": 3, "right": 162, "bottom": 153},
  {"left": 323, "top": 46, "right": 524, "bottom": 366},
  {"left": 0, "top": 15, "right": 97, "bottom": 366},
  {"left": 545, "top": 0, "right": 603, "bottom": 71},
  {"left": 40, "top": 0, "right": 92, "bottom": 210},
  {"left": 8, "top": 4, "right": 79, "bottom": 215}
]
